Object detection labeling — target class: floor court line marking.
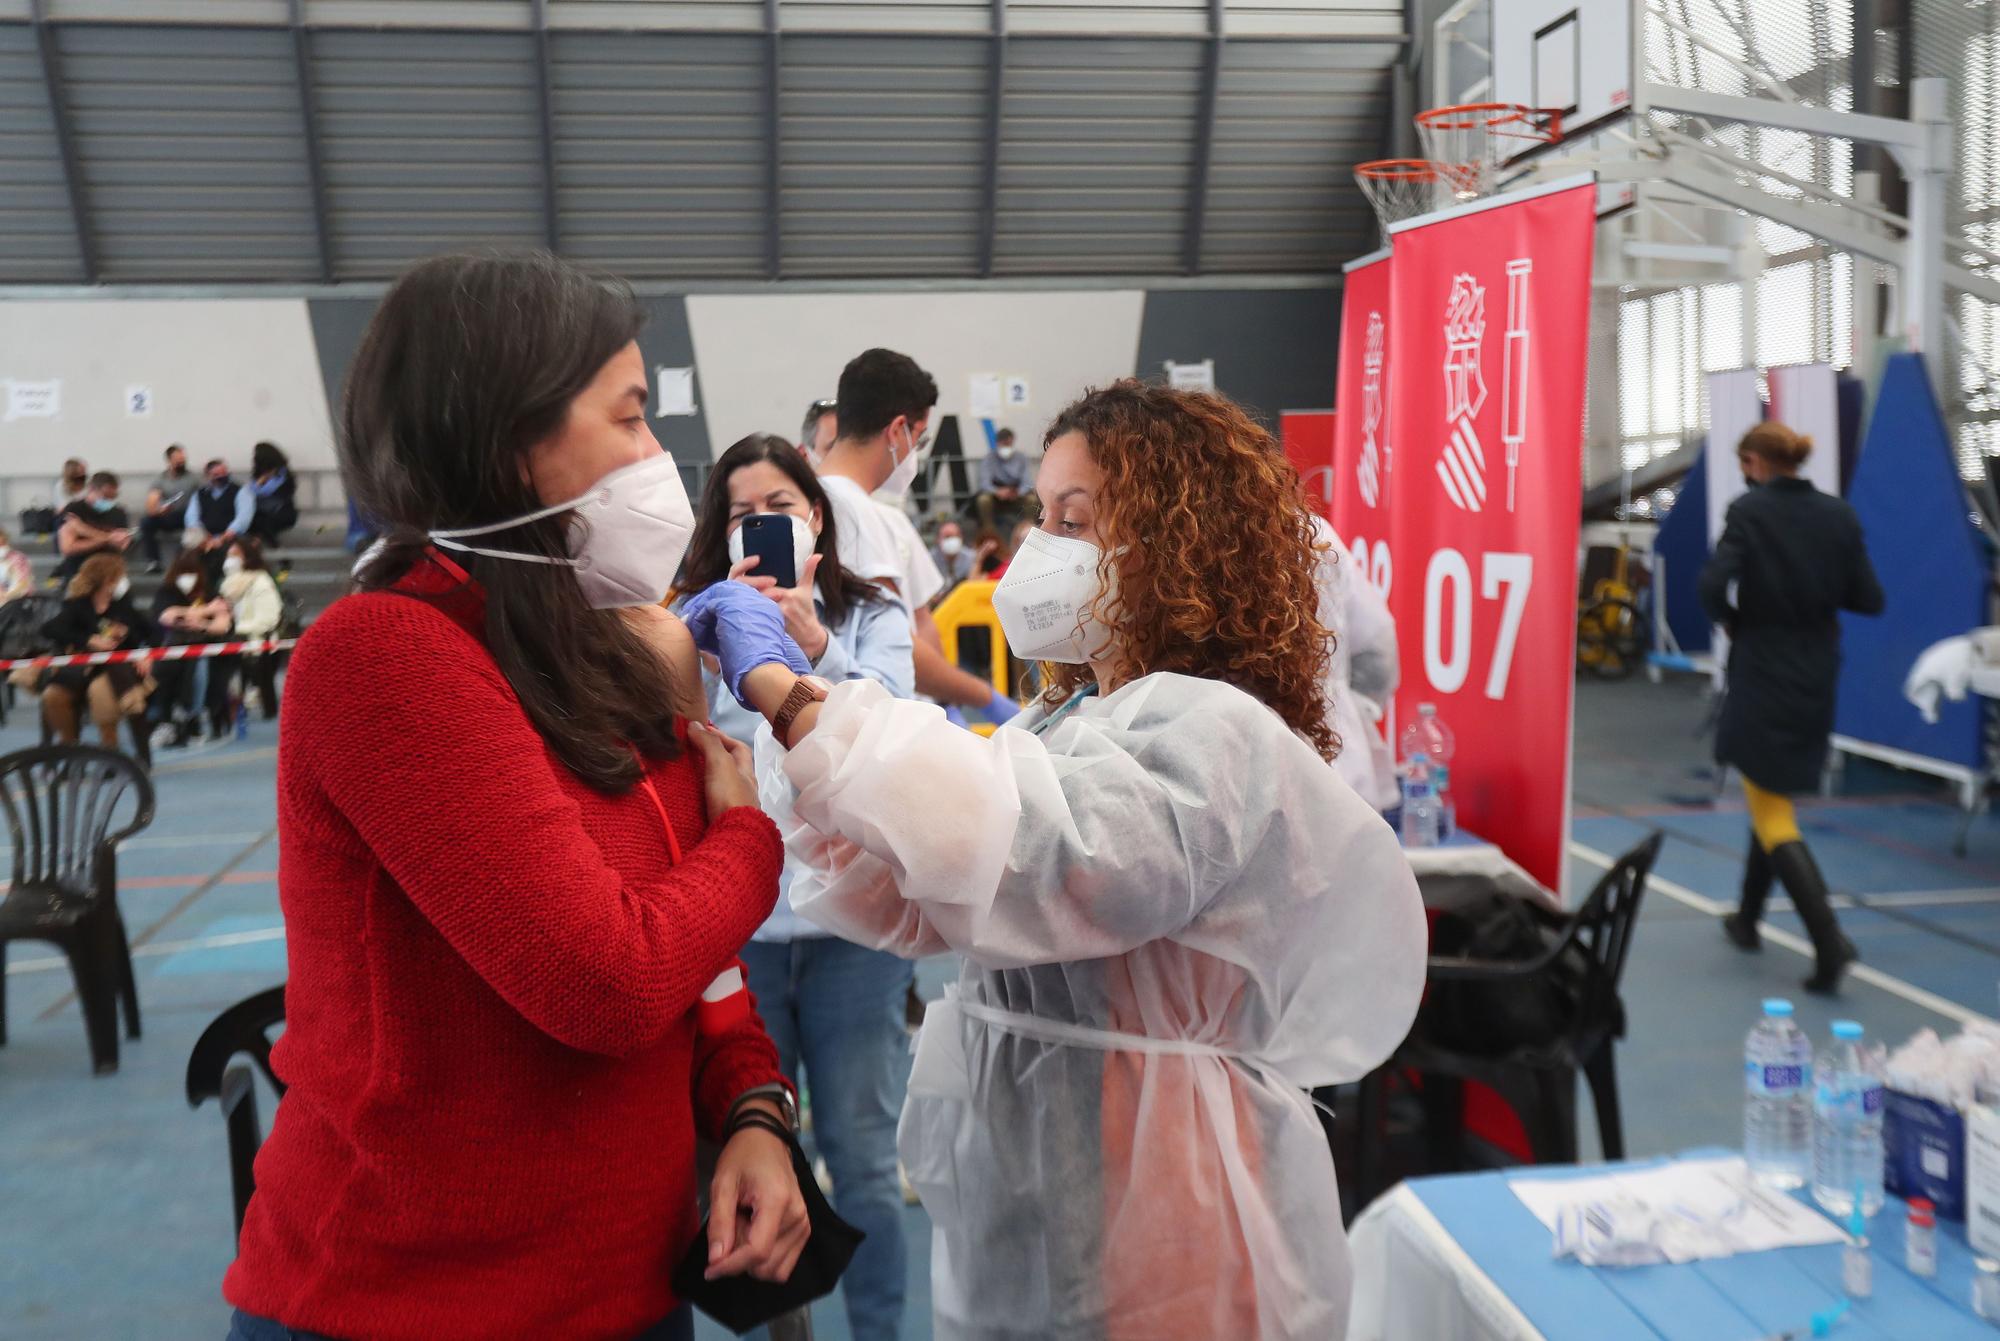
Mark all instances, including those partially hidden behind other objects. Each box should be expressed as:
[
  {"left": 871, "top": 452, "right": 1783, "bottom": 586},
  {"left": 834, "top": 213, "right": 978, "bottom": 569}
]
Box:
[
  {"left": 1569, "top": 839, "right": 1992, "bottom": 1028},
  {"left": 33, "top": 826, "right": 277, "bottom": 1023},
  {"left": 6, "top": 925, "right": 286, "bottom": 975}
]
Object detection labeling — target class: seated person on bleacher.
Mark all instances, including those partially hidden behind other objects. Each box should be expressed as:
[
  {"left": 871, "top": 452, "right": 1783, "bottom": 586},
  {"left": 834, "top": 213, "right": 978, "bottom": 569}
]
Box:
[
  {"left": 40, "top": 553, "right": 155, "bottom": 759},
  {"left": 56, "top": 472, "right": 133, "bottom": 583},
  {"left": 150, "top": 550, "right": 235, "bottom": 747},
  {"left": 0, "top": 529, "right": 34, "bottom": 606},
  {"left": 974, "top": 428, "right": 1034, "bottom": 533}
]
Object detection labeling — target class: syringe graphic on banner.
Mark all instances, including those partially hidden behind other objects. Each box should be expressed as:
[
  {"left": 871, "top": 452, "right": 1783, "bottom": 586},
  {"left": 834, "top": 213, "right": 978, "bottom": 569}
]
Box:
[
  {"left": 1501, "top": 258, "right": 1532, "bottom": 513},
  {"left": 1438, "top": 273, "right": 1488, "bottom": 512},
  {"left": 1357, "top": 311, "right": 1385, "bottom": 507}
]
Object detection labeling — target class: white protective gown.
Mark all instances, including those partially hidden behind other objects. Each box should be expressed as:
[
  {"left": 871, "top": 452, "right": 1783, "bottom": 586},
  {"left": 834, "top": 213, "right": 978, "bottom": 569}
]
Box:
[
  {"left": 1315, "top": 518, "right": 1401, "bottom": 812},
  {"left": 768, "top": 673, "right": 1427, "bottom": 1341}
]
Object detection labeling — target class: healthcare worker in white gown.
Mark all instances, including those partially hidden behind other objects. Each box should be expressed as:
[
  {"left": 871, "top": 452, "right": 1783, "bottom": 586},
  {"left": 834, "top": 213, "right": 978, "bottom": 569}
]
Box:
[{"left": 683, "top": 381, "right": 1427, "bottom": 1341}]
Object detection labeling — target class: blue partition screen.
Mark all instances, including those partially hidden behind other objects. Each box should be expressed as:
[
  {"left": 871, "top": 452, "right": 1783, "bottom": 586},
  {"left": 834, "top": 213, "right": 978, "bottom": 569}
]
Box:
[
  {"left": 1655, "top": 448, "right": 1713, "bottom": 655},
  {"left": 1833, "top": 353, "right": 1985, "bottom": 768}
]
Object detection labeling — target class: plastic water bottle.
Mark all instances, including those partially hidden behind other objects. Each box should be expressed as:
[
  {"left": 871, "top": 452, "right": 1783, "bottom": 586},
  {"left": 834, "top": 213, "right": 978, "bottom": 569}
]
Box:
[
  {"left": 1400, "top": 751, "right": 1441, "bottom": 848},
  {"left": 1744, "top": 998, "right": 1813, "bottom": 1189},
  {"left": 1400, "top": 704, "right": 1456, "bottom": 841},
  {"left": 234, "top": 700, "right": 249, "bottom": 741},
  {"left": 1813, "top": 1019, "right": 1885, "bottom": 1218}
]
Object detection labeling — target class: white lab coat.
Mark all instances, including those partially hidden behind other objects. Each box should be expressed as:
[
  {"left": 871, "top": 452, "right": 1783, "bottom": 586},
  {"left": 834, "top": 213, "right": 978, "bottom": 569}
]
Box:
[
  {"left": 769, "top": 673, "right": 1427, "bottom": 1340},
  {"left": 1315, "top": 520, "right": 1401, "bottom": 811}
]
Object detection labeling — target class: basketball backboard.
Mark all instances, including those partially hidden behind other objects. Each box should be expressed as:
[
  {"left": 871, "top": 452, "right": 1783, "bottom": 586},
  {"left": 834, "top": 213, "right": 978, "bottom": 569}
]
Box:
[{"left": 1436, "top": 0, "right": 1637, "bottom": 216}]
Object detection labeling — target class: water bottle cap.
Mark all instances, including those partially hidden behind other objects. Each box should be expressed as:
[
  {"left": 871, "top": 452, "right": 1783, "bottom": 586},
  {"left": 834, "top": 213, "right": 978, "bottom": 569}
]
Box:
[
  {"left": 1763, "top": 998, "right": 1794, "bottom": 1017},
  {"left": 1910, "top": 1198, "right": 1936, "bottom": 1227},
  {"left": 1832, "top": 1020, "right": 1863, "bottom": 1040}
]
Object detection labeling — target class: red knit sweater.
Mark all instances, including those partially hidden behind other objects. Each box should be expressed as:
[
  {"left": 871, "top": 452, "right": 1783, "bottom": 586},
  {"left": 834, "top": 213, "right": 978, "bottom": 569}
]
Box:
[{"left": 224, "top": 560, "right": 786, "bottom": 1341}]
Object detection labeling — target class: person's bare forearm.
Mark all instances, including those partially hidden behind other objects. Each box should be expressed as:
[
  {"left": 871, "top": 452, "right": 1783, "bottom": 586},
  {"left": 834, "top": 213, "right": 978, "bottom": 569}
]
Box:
[{"left": 912, "top": 638, "right": 998, "bottom": 707}]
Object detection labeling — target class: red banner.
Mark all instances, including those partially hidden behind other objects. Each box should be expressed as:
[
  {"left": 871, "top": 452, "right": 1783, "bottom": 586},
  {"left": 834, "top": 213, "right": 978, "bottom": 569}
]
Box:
[
  {"left": 1386, "top": 182, "right": 1594, "bottom": 896},
  {"left": 1281, "top": 410, "right": 1337, "bottom": 520},
  {"left": 1331, "top": 251, "right": 1395, "bottom": 599}
]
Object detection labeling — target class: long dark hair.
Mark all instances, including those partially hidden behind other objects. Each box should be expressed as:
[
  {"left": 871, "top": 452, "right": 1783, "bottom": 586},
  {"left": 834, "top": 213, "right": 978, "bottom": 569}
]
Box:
[
  {"left": 163, "top": 548, "right": 211, "bottom": 604},
  {"left": 681, "top": 434, "right": 886, "bottom": 629},
  {"left": 252, "top": 441, "right": 289, "bottom": 478},
  {"left": 231, "top": 535, "right": 270, "bottom": 572},
  {"left": 341, "top": 251, "right": 680, "bottom": 790}
]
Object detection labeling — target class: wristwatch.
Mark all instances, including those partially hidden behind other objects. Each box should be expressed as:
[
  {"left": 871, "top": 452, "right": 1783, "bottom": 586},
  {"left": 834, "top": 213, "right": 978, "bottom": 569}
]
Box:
[
  {"left": 773, "top": 675, "right": 832, "bottom": 748},
  {"left": 728, "top": 1083, "right": 799, "bottom": 1134}
]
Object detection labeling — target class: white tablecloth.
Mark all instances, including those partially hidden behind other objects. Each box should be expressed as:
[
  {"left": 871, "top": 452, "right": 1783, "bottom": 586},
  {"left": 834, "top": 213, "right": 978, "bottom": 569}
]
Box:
[
  {"left": 1346, "top": 1183, "right": 1546, "bottom": 1341},
  {"left": 1405, "top": 838, "right": 1558, "bottom": 912}
]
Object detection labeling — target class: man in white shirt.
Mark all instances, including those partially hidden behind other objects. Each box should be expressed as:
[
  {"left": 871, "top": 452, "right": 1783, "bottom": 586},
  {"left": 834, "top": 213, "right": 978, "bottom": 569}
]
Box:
[{"left": 815, "top": 349, "right": 1020, "bottom": 721}]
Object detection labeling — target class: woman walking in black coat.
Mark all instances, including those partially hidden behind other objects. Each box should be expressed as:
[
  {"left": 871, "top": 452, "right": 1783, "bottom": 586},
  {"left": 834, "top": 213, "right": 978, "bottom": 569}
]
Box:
[{"left": 1699, "top": 421, "right": 1885, "bottom": 993}]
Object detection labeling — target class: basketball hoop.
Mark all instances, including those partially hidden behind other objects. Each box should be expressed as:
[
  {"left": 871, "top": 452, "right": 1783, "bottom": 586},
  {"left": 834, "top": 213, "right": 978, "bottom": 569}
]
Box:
[
  {"left": 1415, "top": 104, "right": 1564, "bottom": 196},
  {"left": 1353, "top": 159, "right": 1480, "bottom": 229}
]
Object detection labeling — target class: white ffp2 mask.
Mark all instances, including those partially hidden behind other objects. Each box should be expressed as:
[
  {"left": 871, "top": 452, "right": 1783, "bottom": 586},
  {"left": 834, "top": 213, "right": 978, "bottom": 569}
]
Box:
[
  {"left": 880, "top": 421, "right": 926, "bottom": 500},
  {"left": 727, "top": 512, "right": 818, "bottom": 586},
  {"left": 992, "top": 528, "right": 1113, "bottom": 664},
  {"left": 174, "top": 573, "right": 198, "bottom": 595},
  {"left": 428, "top": 452, "right": 695, "bottom": 609}
]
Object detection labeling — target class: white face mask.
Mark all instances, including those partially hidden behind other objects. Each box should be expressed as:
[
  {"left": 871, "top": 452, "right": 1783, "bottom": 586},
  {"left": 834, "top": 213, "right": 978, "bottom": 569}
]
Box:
[
  {"left": 938, "top": 535, "right": 965, "bottom": 557},
  {"left": 174, "top": 573, "right": 198, "bottom": 595},
  {"left": 112, "top": 577, "right": 131, "bottom": 601},
  {"left": 996, "top": 445, "right": 1017, "bottom": 460},
  {"left": 992, "top": 528, "right": 1114, "bottom": 664},
  {"left": 727, "top": 511, "right": 818, "bottom": 586},
  {"left": 428, "top": 452, "right": 695, "bottom": 609},
  {"left": 222, "top": 555, "right": 244, "bottom": 577},
  {"left": 881, "top": 420, "right": 927, "bottom": 499}
]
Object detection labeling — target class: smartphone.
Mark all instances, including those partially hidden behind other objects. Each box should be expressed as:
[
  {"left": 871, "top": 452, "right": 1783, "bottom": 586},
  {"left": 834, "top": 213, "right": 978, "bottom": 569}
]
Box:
[{"left": 738, "top": 513, "right": 798, "bottom": 588}]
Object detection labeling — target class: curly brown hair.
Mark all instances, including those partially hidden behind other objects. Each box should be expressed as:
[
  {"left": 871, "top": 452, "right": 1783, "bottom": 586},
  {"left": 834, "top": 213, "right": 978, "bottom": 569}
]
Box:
[{"left": 1038, "top": 381, "right": 1337, "bottom": 760}]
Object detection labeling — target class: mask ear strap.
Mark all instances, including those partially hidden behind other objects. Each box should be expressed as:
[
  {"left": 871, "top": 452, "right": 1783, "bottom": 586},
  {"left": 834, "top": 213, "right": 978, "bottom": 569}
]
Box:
[{"left": 430, "top": 536, "right": 571, "bottom": 566}]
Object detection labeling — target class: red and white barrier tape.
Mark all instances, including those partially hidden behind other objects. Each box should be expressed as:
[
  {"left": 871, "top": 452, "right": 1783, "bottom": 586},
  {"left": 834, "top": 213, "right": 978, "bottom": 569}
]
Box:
[{"left": 0, "top": 639, "right": 296, "bottom": 672}]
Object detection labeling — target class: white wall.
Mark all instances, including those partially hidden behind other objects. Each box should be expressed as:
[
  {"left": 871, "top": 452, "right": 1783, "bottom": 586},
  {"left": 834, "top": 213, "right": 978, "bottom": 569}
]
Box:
[
  {"left": 0, "top": 299, "right": 335, "bottom": 488},
  {"left": 685, "top": 289, "right": 1148, "bottom": 459}
]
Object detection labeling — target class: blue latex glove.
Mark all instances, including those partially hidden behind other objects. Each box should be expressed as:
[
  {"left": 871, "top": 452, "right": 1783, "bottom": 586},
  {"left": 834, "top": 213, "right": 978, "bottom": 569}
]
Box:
[
  {"left": 943, "top": 704, "right": 969, "bottom": 730},
  {"left": 984, "top": 689, "right": 1022, "bottom": 725},
  {"left": 680, "top": 580, "right": 813, "bottom": 707}
]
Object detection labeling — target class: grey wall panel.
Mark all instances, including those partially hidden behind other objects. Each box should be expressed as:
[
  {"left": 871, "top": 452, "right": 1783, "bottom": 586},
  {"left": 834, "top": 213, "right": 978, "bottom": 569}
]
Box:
[
  {"left": 1199, "top": 43, "right": 1393, "bottom": 273},
  {"left": 993, "top": 38, "right": 1203, "bottom": 276},
  {"left": 551, "top": 32, "right": 768, "bottom": 278},
  {"left": 52, "top": 24, "right": 319, "bottom": 281},
  {"left": 779, "top": 34, "right": 988, "bottom": 278},
  {"left": 0, "top": 24, "right": 83, "bottom": 282},
  {"left": 305, "top": 291, "right": 375, "bottom": 452},
  {"left": 312, "top": 29, "right": 546, "bottom": 280},
  {"left": 1134, "top": 284, "right": 1339, "bottom": 424},
  {"left": 631, "top": 293, "right": 712, "bottom": 467}
]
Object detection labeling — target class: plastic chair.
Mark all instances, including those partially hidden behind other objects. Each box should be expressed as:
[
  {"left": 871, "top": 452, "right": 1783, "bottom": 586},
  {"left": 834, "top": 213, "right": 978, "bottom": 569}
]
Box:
[
  {"left": 0, "top": 592, "right": 61, "bottom": 727},
  {"left": 0, "top": 745, "right": 156, "bottom": 1073},
  {"left": 1353, "top": 831, "right": 1664, "bottom": 1201},
  {"left": 185, "top": 985, "right": 287, "bottom": 1240}
]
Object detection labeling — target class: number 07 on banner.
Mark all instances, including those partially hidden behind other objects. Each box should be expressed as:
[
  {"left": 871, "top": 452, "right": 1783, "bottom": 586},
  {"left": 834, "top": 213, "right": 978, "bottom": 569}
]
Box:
[{"left": 1386, "top": 178, "right": 1595, "bottom": 898}]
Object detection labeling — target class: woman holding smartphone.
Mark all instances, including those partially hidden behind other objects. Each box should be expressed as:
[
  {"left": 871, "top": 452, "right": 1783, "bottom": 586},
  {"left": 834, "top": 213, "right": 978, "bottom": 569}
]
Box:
[{"left": 677, "top": 433, "right": 916, "bottom": 1341}]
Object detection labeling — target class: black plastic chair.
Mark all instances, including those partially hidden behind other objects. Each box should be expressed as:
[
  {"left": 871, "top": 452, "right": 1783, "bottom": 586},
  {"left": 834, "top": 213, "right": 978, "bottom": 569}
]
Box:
[
  {"left": 186, "top": 985, "right": 287, "bottom": 1240},
  {"left": 0, "top": 592, "right": 61, "bottom": 727},
  {"left": 0, "top": 745, "right": 156, "bottom": 1073},
  {"left": 1354, "top": 831, "right": 1664, "bottom": 1201}
]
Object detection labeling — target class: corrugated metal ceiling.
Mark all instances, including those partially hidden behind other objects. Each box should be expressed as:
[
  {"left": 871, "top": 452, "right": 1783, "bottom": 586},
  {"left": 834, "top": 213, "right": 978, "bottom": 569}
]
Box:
[{"left": 0, "top": 0, "right": 1402, "bottom": 285}]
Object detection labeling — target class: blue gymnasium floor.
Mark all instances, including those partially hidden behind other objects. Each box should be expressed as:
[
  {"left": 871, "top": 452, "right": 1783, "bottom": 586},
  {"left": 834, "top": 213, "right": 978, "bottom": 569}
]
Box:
[{"left": 3, "top": 672, "right": 1999, "bottom": 1339}]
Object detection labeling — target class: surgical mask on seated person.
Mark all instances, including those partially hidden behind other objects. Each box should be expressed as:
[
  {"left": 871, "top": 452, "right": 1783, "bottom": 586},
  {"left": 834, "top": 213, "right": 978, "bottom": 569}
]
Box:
[
  {"left": 996, "top": 445, "right": 1017, "bottom": 461},
  {"left": 938, "top": 535, "right": 965, "bottom": 558},
  {"left": 222, "top": 555, "right": 244, "bottom": 577},
  {"left": 991, "top": 528, "right": 1114, "bottom": 664},
  {"left": 112, "top": 577, "right": 131, "bottom": 600},
  {"left": 428, "top": 451, "right": 695, "bottom": 610},
  {"left": 92, "top": 497, "right": 116, "bottom": 513},
  {"left": 174, "top": 573, "right": 198, "bottom": 595},
  {"left": 727, "top": 511, "right": 818, "bottom": 585}
]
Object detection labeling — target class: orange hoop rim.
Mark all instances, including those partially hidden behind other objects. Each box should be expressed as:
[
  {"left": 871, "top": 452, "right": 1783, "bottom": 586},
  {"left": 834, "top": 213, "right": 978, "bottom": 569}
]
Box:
[
  {"left": 1415, "top": 102, "right": 1564, "bottom": 142},
  {"left": 1354, "top": 158, "right": 1456, "bottom": 181}
]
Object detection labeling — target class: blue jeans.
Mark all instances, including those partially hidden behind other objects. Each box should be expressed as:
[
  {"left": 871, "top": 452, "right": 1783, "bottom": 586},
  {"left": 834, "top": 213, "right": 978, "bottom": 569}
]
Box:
[
  {"left": 741, "top": 936, "right": 913, "bottom": 1341},
  {"left": 226, "top": 1306, "right": 692, "bottom": 1341}
]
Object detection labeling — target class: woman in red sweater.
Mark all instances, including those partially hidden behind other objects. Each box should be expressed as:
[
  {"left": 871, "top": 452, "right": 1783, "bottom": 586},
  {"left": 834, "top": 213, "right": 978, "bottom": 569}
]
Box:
[{"left": 223, "top": 253, "right": 809, "bottom": 1341}]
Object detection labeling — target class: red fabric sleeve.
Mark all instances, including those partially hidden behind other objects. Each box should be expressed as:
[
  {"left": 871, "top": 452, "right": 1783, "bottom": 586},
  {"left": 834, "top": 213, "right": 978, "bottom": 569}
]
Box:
[
  {"left": 691, "top": 954, "right": 792, "bottom": 1142},
  {"left": 292, "top": 597, "right": 784, "bottom": 1058}
]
